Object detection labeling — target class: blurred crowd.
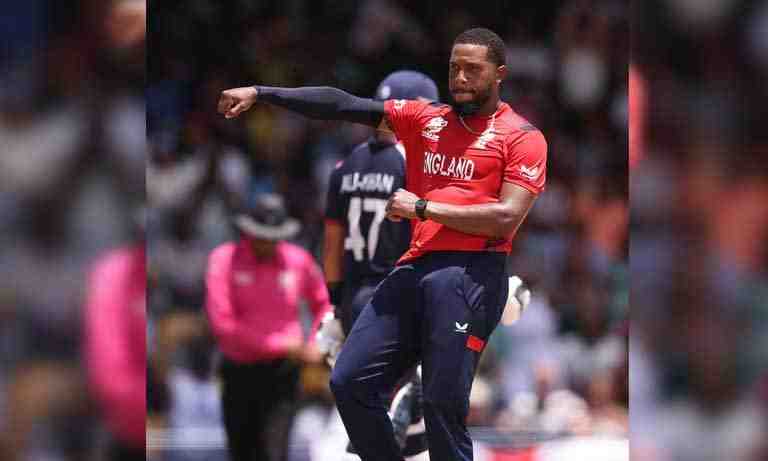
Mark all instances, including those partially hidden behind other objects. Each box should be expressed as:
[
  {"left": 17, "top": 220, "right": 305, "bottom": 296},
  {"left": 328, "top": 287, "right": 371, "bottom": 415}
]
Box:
[
  {"left": 146, "top": 0, "right": 628, "bottom": 458},
  {"left": 631, "top": 0, "right": 768, "bottom": 460},
  {"left": 0, "top": 0, "right": 146, "bottom": 460}
]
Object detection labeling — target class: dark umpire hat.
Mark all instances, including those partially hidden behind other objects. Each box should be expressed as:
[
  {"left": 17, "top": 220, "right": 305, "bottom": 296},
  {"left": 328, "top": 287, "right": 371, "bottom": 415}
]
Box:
[
  {"left": 234, "top": 194, "right": 300, "bottom": 241},
  {"left": 375, "top": 70, "right": 439, "bottom": 102}
]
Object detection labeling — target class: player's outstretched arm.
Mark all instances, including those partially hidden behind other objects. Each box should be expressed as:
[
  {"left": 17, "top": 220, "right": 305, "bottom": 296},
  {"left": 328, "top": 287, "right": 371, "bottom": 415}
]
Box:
[{"left": 218, "top": 85, "right": 387, "bottom": 128}]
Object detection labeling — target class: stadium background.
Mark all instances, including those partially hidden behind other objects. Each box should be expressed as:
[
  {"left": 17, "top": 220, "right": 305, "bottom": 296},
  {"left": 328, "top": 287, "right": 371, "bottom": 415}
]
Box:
[
  {"left": 631, "top": 0, "right": 768, "bottom": 460},
  {"left": 147, "top": 1, "right": 628, "bottom": 460},
  {"left": 0, "top": 1, "right": 145, "bottom": 460}
]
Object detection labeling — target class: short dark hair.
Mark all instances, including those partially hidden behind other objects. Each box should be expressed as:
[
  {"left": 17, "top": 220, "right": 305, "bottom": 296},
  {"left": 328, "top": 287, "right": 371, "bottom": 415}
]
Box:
[{"left": 453, "top": 28, "right": 506, "bottom": 67}]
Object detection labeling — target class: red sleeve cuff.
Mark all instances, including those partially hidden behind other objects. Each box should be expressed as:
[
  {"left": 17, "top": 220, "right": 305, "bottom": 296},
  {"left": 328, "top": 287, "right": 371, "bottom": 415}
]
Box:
[{"left": 503, "top": 179, "right": 544, "bottom": 196}]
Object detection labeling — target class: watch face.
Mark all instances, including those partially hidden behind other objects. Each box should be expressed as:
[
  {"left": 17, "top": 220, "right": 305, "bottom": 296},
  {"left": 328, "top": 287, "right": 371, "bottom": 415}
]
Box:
[{"left": 416, "top": 199, "right": 427, "bottom": 220}]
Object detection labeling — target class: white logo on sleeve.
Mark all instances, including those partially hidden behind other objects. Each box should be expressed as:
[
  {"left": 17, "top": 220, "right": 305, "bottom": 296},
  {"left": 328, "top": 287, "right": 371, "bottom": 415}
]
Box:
[
  {"left": 422, "top": 117, "right": 448, "bottom": 141},
  {"left": 393, "top": 99, "right": 406, "bottom": 110},
  {"left": 454, "top": 322, "right": 469, "bottom": 333},
  {"left": 519, "top": 165, "right": 540, "bottom": 181}
]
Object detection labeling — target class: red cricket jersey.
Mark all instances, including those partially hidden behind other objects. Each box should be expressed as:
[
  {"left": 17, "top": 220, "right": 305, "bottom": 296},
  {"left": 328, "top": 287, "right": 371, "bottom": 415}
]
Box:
[{"left": 383, "top": 99, "right": 547, "bottom": 263}]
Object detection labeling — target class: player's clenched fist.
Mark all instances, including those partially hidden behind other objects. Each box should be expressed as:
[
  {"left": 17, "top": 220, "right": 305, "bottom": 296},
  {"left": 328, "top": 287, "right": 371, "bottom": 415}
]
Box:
[
  {"left": 386, "top": 188, "right": 420, "bottom": 221},
  {"left": 218, "top": 86, "right": 259, "bottom": 119}
]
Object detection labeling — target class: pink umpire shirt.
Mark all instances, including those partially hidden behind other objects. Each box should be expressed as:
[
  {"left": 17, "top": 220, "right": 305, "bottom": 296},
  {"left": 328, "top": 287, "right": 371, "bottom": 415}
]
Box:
[
  {"left": 84, "top": 243, "right": 146, "bottom": 448},
  {"left": 205, "top": 238, "right": 331, "bottom": 363}
]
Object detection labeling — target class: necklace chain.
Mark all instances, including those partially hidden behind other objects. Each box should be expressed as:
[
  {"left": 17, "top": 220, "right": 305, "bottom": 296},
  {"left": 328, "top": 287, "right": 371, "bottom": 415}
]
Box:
[{"left": 457, "top": 106, "right": 498, "bottom": 136}]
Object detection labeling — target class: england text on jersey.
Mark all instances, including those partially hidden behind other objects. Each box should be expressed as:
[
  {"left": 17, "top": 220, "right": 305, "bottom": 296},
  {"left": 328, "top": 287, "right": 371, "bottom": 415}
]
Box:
[{"left": 423, "top": 152, "right": 476, "bottom": 181}]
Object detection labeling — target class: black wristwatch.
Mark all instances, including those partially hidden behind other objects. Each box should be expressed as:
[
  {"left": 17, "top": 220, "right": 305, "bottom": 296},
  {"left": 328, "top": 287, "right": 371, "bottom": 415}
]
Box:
[{"left": 415, "top": 199, "right": 429, "bottom": 221}]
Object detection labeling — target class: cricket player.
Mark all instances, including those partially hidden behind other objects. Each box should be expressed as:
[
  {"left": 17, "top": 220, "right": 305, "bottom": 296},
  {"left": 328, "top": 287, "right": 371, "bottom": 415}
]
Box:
[{"left": 218, "top": 27, "right": 546, "bottom": 461}]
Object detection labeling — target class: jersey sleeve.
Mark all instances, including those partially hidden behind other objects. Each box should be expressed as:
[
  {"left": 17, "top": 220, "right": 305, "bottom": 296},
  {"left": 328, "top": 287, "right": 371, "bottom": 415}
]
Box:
[
  {"left": 324, "top": 164, "right": 345, "bottom": 222},
  {"left": 383, "top": 99, "right": 430, "bottom": 144},
  {"left": 503, "top": 129, "right": 547, "bottom": 195}
]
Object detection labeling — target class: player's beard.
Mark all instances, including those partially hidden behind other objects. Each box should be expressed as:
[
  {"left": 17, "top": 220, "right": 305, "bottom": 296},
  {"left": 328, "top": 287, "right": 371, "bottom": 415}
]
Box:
[{"left": 451, "top": 83, "right": 493, "bottom": 116}]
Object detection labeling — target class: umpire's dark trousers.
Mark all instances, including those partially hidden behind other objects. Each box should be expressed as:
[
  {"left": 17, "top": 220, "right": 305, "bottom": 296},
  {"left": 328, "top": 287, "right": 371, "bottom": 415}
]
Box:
[
  {"left": 220, "top": 358, "right": 300, "bottom": 461},
  {"left": 108, "top": 439, "right": 144, "bottom": 461},
  {"left": 330, "top": 251, "right": 507, "bottom": 461}
]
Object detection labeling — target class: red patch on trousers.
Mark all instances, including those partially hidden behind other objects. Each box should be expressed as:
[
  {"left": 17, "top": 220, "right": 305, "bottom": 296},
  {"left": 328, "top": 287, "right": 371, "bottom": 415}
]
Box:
[{"left": 466, "top": 335, "right": 485, "bottom": 352}]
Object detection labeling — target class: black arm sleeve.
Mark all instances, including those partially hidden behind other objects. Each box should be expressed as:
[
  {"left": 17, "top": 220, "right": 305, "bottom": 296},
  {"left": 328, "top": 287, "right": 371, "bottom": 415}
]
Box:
[{"left": 256, "top": 86, "right": 385, "bottom": 127}]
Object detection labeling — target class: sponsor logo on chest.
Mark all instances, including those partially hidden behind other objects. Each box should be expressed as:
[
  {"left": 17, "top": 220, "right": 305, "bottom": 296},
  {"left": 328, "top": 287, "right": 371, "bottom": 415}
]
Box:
[
  {"left": 422, "top": 117, "right": 448, "bottom": 141},
  {"left": 423, "top": 151, "right": 476, "bottom": 180}
]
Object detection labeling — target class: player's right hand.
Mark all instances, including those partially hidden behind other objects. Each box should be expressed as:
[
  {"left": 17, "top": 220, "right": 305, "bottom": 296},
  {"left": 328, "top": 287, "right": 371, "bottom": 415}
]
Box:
[{"left": 217, "top": 86, "right": 258, "bottom": 119}]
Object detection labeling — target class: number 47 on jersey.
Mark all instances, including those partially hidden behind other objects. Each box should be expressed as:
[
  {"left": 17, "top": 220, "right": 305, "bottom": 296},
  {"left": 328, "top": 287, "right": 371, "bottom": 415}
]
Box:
[{"left": 345, "top": 197, "right": 388, "bottom": 262}]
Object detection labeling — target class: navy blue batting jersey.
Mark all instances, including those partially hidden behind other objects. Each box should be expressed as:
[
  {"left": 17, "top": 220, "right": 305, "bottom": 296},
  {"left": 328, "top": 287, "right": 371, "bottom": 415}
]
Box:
[{"left": 325, "top": 138, "right": 411, "bottom": 283}]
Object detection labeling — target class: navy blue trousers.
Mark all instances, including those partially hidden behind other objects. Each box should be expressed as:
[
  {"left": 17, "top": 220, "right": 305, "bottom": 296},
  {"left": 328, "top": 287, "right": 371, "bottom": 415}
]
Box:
[
  {"left": 340, "top": 280, "right": 381, "bottom": 336},
  {"left": 330, "top": 252, "right": 508, "bottom": 461}
]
